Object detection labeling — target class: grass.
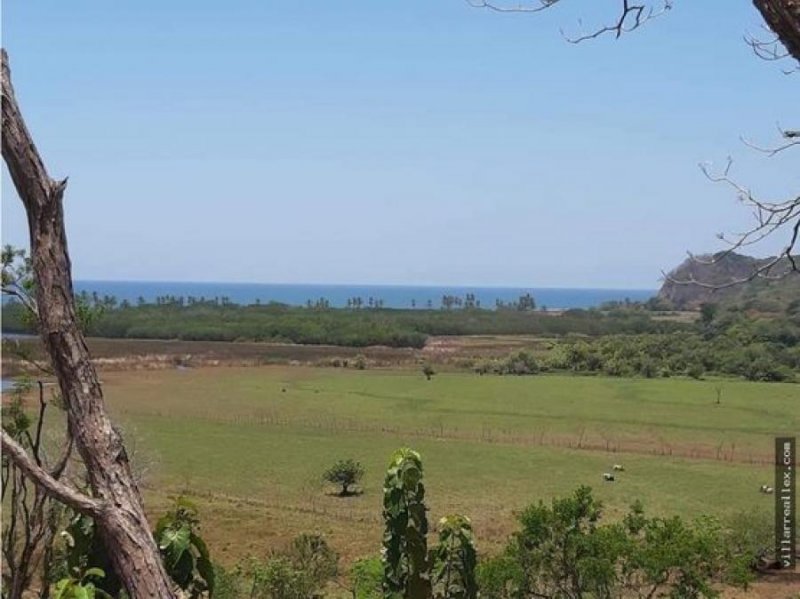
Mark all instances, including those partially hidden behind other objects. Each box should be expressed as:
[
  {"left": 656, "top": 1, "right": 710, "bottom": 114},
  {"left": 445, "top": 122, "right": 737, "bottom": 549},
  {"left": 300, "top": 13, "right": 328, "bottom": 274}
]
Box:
[{"left": 93, "top": 366, "right": 798, "bottom": 564}]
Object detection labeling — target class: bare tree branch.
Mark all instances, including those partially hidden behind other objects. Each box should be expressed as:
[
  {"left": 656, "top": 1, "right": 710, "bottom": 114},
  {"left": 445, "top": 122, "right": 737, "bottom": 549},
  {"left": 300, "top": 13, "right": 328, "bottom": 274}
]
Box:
[
  {"left": 741, "top": 124, "right": 800, "bottom": 156},
  {"left": 466, "top": 0, "right": 558, "bottom": 14},
  {"left": 745, "top": 25, "right": 792, "bottom": 63},
  {"left": 564, "top": 0, "right": 672, "bottom": 43},
  {"left": 1, "top": 431, "right": 100, "bottom": 517},
  {"left": 663, "top": 152, "right": 799, "bottom": 288},
  {"left": 466, "top": 0, "right": 672, "bottom": 42}
]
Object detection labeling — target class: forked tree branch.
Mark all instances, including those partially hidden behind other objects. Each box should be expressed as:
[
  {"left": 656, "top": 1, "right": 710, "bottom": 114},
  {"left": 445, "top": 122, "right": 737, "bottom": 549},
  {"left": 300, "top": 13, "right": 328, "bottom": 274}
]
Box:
[
  {"left": 466, "top": 0, "right": 672, "bottom": 42},
  {"left": 0, "top": 431, "right": 100, "bottom": 517},
  {"left": 663, "top": 153, "right": 799, "bottom": 288}
]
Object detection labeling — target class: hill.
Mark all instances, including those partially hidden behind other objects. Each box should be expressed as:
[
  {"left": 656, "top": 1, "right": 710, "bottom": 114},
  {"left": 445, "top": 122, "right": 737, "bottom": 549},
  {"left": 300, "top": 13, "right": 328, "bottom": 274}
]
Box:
[{"left": 657, "top": 252, "right": 800, "bottom": 311}]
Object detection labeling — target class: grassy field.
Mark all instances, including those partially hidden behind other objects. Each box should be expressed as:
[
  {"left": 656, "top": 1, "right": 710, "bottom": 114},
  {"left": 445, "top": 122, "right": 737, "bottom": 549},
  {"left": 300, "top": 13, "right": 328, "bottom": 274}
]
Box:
[{"left": 87, "top": 366, "right": 798, "bottom": 566}]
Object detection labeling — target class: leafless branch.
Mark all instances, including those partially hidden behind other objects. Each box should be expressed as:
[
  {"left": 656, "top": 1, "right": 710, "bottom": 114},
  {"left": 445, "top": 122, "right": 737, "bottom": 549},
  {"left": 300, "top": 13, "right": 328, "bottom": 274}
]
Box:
[
  {"left": 0, "top": 431, "right": 101, "bottom": 517},
  {"left": 564, "top": 0, "right": 672, "bottom": 43},
  {"left": 664, "top": 155, "right": 799, "bottom": 288},
  {"left": 745, "top": 25, "right": 791, "bottom": 62},
  {"left": 466, "top": 0, "right": 672, "bottom": 42},
  {"left": 466, "top": 0, "right": 558, "bottom": 14},
  {"left": 741, "top": 124, "right": 800, "bottom": 157}
]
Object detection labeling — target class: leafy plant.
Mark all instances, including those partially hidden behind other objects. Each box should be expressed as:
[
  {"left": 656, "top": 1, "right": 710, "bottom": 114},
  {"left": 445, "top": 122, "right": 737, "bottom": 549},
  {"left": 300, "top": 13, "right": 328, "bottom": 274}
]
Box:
[
  {"left": 350, "top": 557, "right": 383, "bottom": 599},
  {"left": 322, "top": 459, "right": 364, "bottom": 497},
  {"left": 52, "top": 567, "right": 112, "bottom": 599},
  {"left": 54, "top": 512, "right": 122, "bottom": 598},
  {"left": 382, "top": 448, "right": 431, "bottom": 599},
  {"left": 154, "top": 496, "right": 214, "bottom": 597},
  {"left": 475, "top": 555, "right": 523, "bottom": 599},
  {"left": 431, "top": 515, "right": 477, "bottom": 599}
]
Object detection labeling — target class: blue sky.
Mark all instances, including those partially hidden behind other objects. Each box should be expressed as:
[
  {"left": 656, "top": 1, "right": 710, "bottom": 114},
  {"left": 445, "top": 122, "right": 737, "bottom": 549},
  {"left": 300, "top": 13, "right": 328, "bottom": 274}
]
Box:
[{"left": 1, "top": 1, "right": 796, "bottom": 288}]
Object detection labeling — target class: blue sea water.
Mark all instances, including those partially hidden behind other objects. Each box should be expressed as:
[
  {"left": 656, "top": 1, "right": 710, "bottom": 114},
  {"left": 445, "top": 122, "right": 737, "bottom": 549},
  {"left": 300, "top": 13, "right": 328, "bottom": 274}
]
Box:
[{"left": 73, "top": 281, "right": 656, "bottom": 310}]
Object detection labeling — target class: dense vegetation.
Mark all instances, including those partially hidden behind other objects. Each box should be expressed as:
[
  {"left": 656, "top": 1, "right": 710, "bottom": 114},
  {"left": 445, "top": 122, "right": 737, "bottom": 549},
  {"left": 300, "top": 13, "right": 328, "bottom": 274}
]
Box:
[
  {"left": 1, "top": 295, "right": 682, "bottom": 348},
  {"left": 544, "top": 303, "right": 800, "bottom": 382},
  {"left": 5, "top": 291, "right": 798, "bottom": 381}
]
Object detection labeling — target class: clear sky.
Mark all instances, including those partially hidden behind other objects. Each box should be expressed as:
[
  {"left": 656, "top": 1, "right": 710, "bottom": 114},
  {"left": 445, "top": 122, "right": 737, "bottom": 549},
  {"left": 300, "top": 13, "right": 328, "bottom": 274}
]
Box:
[{"left": 1, "top": 1, "right": 796, "bottom": 288}]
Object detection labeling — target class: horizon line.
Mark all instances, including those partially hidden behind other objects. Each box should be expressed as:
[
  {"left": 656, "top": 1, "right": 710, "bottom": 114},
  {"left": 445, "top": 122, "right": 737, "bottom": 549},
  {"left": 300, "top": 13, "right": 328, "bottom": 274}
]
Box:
[{"left": 73, "top": 278, "right": 659, "bottom": 292}]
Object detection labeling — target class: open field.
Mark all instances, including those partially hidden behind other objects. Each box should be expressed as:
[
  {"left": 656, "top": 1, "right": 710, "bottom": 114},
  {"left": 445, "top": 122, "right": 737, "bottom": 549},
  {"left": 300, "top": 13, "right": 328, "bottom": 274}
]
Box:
[
  {"left": 0, "top": 334, "right": 554, "bottom": 376},
  {"left": 69, "top": 366, "right": 797, "bottom": 568}
]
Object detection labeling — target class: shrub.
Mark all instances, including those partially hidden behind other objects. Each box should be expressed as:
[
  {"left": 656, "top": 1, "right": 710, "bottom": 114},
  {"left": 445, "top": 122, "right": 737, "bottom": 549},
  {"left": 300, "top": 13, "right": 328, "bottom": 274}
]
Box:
[
  {"left": 721, "top": 510, "right": 773, "bottom": 588},
  {"left": 212, "top": 563, "right": 244, "bottom": 599},
  {"left": 491, "top": 487, "right": 727, "bottom": 599},
  {"left": 286, "top": 533, "right": 338, "bottom": 586},
  {"left": 350, "top": 557, "right": 383, "bottom": 599},
  {"left": 245, "top": 556, "right": 310, "bottom": 599},
  {"left": 238, "top": 534, "right": 338, "bottom": 599},
  {"left": 475, "top": 554, "right": 523, "bottom": 599}
]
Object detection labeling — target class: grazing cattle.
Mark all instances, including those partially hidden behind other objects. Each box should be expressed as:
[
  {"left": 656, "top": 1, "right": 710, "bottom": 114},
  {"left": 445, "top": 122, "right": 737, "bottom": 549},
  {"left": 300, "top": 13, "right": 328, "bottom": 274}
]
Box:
[
  {"left": 612, "top": 464, "right": 625, "bottom": 472},
  {"left": 765, "top": 486, "right": 774, "bottom": 494},
  {"left": 603, "top": 473, "right": 615, "bottom": 482}
]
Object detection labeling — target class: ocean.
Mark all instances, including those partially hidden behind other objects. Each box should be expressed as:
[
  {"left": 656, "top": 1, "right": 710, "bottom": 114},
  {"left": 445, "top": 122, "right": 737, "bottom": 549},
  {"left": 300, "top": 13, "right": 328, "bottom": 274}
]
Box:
[{"left": 73, "top": 281, "right": 656, "bottom": 310}]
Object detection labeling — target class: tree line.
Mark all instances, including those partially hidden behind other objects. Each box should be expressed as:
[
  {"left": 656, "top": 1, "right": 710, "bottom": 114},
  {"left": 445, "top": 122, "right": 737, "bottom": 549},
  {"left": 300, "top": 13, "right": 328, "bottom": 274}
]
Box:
[{"left": 1, "top": 296, "right": 683, "bottom": 349}]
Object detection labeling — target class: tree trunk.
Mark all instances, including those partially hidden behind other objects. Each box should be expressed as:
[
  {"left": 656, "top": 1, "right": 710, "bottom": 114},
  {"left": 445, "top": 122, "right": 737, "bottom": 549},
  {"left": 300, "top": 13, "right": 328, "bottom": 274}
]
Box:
[
  {"left": 1, "top": 49, "right": 178, "bottom": 598},
  {"left": 753, "top": 0, "right": 800, "bottom": 62}
]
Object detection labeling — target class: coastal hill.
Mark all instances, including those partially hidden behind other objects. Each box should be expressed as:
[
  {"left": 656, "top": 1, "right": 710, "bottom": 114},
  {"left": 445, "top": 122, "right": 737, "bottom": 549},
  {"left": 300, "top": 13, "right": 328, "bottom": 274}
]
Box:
[{"left": 657, "top": 252, "right": 800, "bottom": 310}]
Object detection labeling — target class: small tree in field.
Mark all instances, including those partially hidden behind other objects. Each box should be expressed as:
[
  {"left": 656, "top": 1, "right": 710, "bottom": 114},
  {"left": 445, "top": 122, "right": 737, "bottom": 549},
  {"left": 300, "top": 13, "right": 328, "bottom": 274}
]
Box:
[{"left": 323, "top": 459, "right": 364, "bottom": 496}]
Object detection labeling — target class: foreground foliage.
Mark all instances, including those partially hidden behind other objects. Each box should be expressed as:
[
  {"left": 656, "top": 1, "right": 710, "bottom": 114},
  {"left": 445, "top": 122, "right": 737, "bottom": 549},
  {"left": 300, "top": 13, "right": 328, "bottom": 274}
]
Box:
[
  {"left": 476, "top": 486, "right": 771, "bottom": 599},
  {"left": 154, "top": 497, "right": 215, "bottom": 597},
  {"left": 213, "top": 533, "right": 339, "bottom": 599}
]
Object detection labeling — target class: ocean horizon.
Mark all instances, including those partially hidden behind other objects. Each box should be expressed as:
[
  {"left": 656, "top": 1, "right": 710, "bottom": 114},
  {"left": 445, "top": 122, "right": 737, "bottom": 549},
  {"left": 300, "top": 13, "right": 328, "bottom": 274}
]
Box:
[{"left": 73, "top": 280, "right": 657, "bottom": 310}]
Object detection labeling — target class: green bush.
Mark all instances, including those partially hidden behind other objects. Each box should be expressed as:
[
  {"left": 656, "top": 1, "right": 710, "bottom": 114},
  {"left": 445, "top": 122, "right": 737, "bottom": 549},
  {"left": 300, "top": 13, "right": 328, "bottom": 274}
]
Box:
[
  {"left": 475, "top": 555, "right": 524, "bottom": 599},
  {"left": 721, "top": 510, "right": 773, "bottom": 588},
  {"left": 484, "top": 487, "right": 728, "bottom": 599},
  {"left": 350, "top": 557, "right": 383, "bottom": 599},
  {"left": 232, "top": 534, "right": 338, "bottom": 599}
]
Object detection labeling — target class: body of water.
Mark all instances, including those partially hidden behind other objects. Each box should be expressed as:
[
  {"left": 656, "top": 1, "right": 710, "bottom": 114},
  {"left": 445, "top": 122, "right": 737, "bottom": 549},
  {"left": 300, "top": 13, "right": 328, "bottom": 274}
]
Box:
[{"left": 74, "top": 280, "right": 656, "bottom": 310}]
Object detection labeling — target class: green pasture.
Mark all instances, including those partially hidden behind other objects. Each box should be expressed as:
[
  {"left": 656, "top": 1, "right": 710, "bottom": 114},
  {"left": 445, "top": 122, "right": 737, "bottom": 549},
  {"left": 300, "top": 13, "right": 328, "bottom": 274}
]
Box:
[{"left": 100, "top": 367, "right": 796, "bottom": 561}]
